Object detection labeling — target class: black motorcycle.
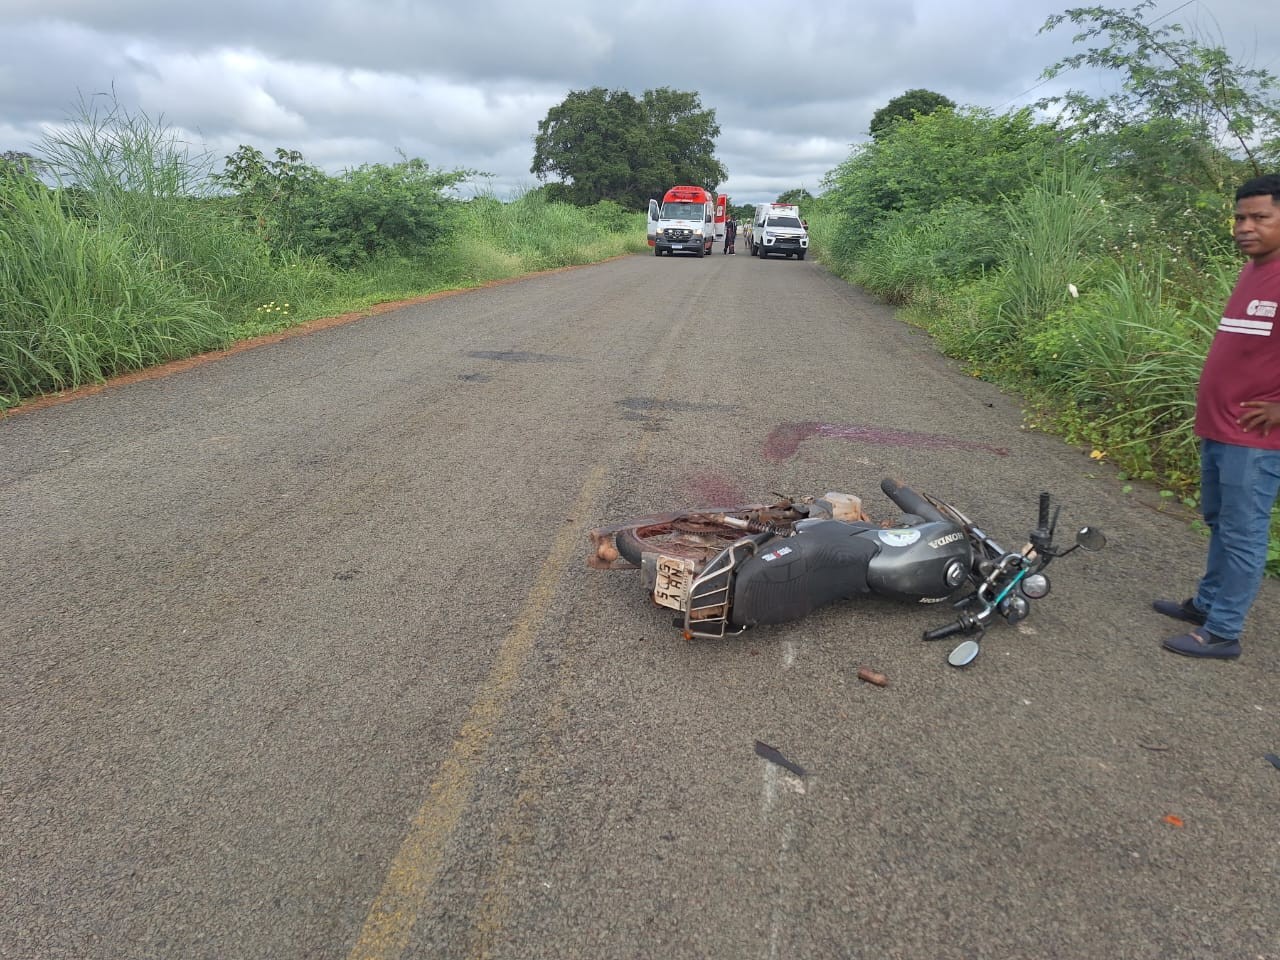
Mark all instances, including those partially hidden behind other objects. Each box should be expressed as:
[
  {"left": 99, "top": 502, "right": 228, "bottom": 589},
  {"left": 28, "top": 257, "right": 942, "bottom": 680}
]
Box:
[{"left": 589, "top": 477, "right": 1105, "bottom": 666}]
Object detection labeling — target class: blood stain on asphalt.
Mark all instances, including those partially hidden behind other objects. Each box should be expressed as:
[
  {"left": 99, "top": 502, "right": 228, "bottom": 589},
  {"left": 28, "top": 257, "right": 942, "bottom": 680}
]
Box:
[
  {"left": 682, "top": 471, "right": 749, "bottom": 507},
  {"left": 763, "top": 421, "right": 1009, "bottom": 462}
]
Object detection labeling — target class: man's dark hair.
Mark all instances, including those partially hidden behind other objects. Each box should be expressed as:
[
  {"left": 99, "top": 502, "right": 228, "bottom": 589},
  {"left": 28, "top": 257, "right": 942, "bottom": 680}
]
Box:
[{"left": 1236, "top": 174, "right": 1280, "bottom": 203}]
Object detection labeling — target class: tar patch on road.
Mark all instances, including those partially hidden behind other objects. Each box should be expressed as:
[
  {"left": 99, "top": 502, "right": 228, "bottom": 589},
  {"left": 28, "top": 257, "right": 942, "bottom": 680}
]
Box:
[
  {"left": 619, "top": 397, "right": 738, "bottom": 414},
  {"left": 467, "top": 350, "right": 575, "bottom": 363},
  {"left": 619, "top": 399, "right": 742, "bottom": 414},
  {"left": 618, "top": 397, "right": 739, "bottom": 434},
  {"left": 764, "top": 421, "right": 1010, "bottom": 462}
]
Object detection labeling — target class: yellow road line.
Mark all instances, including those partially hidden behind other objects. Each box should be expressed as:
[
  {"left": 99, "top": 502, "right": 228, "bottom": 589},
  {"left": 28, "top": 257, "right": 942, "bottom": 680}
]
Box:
[{"left": 347, "top": 463, "right": 608, "bottom": 960}]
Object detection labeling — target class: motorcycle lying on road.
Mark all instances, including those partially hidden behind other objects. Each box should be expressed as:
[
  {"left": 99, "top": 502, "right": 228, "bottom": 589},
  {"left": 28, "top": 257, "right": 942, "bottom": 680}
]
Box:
[{"left": 589, "top": 477, "right": 1105, "bottom": 666}]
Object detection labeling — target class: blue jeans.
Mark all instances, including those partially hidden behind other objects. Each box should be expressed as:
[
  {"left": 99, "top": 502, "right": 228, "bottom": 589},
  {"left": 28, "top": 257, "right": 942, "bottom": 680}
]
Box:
[{"left": 1193, "top": 439, "right": 1280, "bottom": 641}]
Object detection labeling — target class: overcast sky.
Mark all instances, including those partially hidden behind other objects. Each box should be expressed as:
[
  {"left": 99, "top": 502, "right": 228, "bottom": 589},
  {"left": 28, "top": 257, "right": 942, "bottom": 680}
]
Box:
[{"left": 2, "top": 0, "right": 1276, "bottom": 207}]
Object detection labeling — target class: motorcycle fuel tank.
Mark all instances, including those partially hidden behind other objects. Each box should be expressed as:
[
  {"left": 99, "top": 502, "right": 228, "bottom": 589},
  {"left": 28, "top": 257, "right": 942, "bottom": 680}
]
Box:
[{"left": 865, "top": 520, "right": 972, "bottom": 600}]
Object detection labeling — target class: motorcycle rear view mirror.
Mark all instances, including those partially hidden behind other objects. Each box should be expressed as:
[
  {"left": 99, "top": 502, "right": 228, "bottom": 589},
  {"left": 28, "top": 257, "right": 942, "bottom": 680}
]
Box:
[
  {"left": 1076, "top": 526, "right": 1106, "bottom": 551},
  {"left": 947, "top": 639, "right": 981, "bottom": 668}
]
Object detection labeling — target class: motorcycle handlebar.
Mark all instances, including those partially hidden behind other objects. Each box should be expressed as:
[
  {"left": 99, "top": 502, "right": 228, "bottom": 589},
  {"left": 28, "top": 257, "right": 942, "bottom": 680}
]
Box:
[
  {"left": 880, "top": 477, "right": 948, "bottom": 524},
  {"left": 922, "top": 619, "right": 970, "bottom": 641},
  {"left": 1037, "top": 492, "right": 1050, "bottom": 531}
]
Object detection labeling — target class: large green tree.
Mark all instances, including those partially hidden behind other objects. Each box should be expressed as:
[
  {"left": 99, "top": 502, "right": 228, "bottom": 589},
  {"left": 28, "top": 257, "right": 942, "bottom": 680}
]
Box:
[
  {"left": 1039, "top": 1, "right": 1280, "bottom": 175},
  {"left": 0, "top": 151, "right": 43, "bottom": 179},
  {"left": 1038, "top": 1, "right": 1280, "bottom": 243},
  {"left": 531, "top": 87, "right": 725, "bottom": 208},
  {"left": 775, "top": 188, "right": 815, "bottom": 205},
  {"left": 869, "top": 89, "right": 956, "bottom": 140}
]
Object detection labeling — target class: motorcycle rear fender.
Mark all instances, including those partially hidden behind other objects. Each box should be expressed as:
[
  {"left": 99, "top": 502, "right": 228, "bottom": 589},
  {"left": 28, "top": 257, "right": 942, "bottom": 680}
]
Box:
[{"left": 730, "top": 520, "right": 880, "bottom": 627}]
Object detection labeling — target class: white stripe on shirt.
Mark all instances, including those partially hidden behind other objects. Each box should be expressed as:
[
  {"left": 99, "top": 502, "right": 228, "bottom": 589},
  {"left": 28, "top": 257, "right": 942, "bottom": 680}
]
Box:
[{"left": 1219, "top": 316, "right": 1274, "bottom": 335}]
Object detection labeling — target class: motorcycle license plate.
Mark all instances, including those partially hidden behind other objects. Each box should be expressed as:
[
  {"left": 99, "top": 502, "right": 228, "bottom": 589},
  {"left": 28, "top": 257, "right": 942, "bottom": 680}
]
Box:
[{"left": 653, "top": 555, "right": 695, "bottom": 610}]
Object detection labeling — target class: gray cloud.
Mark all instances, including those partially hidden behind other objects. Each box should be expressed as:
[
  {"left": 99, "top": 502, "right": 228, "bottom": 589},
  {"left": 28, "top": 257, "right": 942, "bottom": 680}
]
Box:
[{"left": 2, "top": 0, "right": 1274, "bottom": 205}]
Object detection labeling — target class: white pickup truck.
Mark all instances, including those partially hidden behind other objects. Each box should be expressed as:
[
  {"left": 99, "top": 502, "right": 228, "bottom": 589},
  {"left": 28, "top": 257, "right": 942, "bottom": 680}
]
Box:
[{"left": 749, "top": 203, "right": 808, "bottom": 260}]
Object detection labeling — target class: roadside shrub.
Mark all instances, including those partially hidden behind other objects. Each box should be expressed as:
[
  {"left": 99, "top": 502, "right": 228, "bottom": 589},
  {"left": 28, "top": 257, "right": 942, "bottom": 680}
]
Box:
[
  {"left": 216, "top": 145, "right": 470, "bottom": 267},
  {"left": 293, "top": 159, "right": 466, "bottom": 266},
  {"left": 823, "top": 107, "right": 1067, "bottom": 255},
  {"left": 853, "top": 199, "right": 1003, "bottom": 301}
]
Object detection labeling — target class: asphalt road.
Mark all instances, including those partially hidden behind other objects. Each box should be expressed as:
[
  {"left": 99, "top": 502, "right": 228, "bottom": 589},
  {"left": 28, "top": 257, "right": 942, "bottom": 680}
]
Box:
[{"left": 3, "top": 247, "right": 1277, "bottom": 960}]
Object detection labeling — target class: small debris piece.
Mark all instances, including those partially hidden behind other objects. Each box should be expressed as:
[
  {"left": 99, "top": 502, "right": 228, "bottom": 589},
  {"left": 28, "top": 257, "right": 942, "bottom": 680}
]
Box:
[
  {"left": 1162, "top": 814, "right": 1184, "bottom": 828},
  {"left": 754, "top": 740, "right": 806, "bottom": 778},
  {"left": 1139, "top": 742, "right": 1171, "bottom": 752},
  {"left": 1264, "top": 753, "right": 1280, "bottom": 771},
  {"left": 857, "top": 667, "right": 888, "bottom": 687}
]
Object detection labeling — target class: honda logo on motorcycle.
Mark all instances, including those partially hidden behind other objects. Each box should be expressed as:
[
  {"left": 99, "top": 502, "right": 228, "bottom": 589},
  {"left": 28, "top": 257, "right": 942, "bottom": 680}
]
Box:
[{"left": 928, "top": 532, "right": 964, "bottom": 549}]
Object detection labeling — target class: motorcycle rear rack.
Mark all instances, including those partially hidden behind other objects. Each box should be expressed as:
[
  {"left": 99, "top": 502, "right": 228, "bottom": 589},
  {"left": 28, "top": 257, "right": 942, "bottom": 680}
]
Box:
[{"left": 682, "top": 537, "right": 758, "bottom": 639}]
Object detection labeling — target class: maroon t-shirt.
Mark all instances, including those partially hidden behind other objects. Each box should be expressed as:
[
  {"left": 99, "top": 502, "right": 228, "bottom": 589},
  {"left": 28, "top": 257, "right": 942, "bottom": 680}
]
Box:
[{"left": 1195, "top": 257, "right": 1280, "bottom": 449}]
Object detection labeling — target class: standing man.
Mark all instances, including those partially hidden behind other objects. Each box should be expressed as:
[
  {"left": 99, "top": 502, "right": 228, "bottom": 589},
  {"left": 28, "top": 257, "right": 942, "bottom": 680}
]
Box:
[
  {"left": 724, "top": 216, "right": 737, "bottom": 254},
  {"left": 1156, "top": 173, "right": 1280, "bottom": 659}
]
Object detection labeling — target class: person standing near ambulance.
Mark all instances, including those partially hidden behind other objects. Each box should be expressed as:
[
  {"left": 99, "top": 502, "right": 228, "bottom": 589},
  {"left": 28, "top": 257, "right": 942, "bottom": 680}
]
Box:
[{"left": 1156, "top": 174, "right": 1280, "bottom": 659}]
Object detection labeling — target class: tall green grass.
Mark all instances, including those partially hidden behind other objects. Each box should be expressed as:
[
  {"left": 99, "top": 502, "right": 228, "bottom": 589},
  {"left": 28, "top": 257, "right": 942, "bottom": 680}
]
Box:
[
  {"left": 830, "top": 161, "right": 1279, "bottom": 570},
  {"left": 0, "top": 175, "right": 227, "bottom": 397},
  {"left": 233, "top": 191, "right": 648, "bottom": 329},
  {"left": 0, "top": 100, "right": 646, "bottom": 409},
  {"left": 1022, "top": 254, "right": 1212, "bottom": 486},
  {"left": 442, "top": 190, "right": 647, "bottom": 282},
  {"left": 39, "top": 96, "right": 318, "bottom": 315},
  {"left": 994, "top": 163, "right": 1111, "bottom": 335}
]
